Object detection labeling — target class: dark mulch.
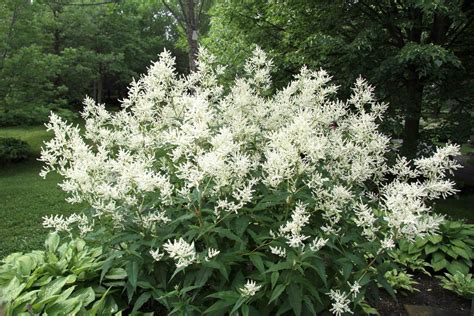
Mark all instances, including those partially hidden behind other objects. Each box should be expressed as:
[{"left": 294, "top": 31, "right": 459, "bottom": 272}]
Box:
[{"left": 375, "top": 273, "right": 472, "bottom": 315}]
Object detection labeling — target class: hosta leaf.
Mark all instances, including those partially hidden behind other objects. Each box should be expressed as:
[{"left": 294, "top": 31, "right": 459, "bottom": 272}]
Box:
[
  {"left": 45, "top": 233, "right": 60, "bottom": 253},
  {"left": 452, "top": 246, "right": 471, "bottom": 260},
  {"left": 38, "top": 274, "right": 76, "bottom": 299},
  {"left": 427, "top": 235, "right": 443, "bottom": 244},
  {"left": 431, "top": 258, "right": 448, "bottom": 271},
  {"left": 2, "top": 277, "right": 26, "bottom": 302},
  {"left": 104, "top": 268, "right": 127, "bottom": 280},
  {"left": 432, "top": 252, "right": 445, "bottom": 263},
  {"left": 447, "top": 261, "right": 469, "bottom": 275},
  {"left": 424, "top": 243, "right": 439, "bottom": 255}
]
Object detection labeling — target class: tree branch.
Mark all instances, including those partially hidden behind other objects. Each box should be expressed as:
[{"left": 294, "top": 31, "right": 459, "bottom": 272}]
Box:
[{"left": 161, "top": 0, "right": 186, "bottom": 30}]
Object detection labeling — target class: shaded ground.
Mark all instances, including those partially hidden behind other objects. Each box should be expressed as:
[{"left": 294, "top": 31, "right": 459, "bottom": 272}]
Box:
[{"left": 375, "top": 273, "right": 471, "bottom": 315}]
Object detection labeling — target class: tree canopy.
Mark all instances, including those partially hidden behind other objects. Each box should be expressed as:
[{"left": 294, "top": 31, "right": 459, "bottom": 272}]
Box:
[{"left": 205, "top": 0, "right": 474, "bottom": 156}]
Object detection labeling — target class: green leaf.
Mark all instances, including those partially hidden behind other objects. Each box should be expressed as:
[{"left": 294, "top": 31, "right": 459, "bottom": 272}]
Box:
[
  {"left": 452, "top": 246, "right": 471, "bottom": 260},
  {"left": 241, "top": 304, "right": 250, "bottom": 316},
  {"left": 424, "top": 243, "right": 439, "bottom": 255},
  {"left": 415, "top": 238, "right": 428, "bottom": 248},
  {"left": 195, "top": 268, "right": 213, "bottom": 287},
  {"left": 269, "top": 284, "right": 286, "bottom": 304},
  {"left": 447, "top": 261, "right": 470, "bottom": 275},
  {"left": 133, "top": 292, "right": 152, "bottom": 312},
  {"left": 249, "top": 254, "right": 265, "bottom": 274},
  {"left": 100, "top": 257, "right": 116, "bottom": 283},
  {"left": 431, "top": 258, "right": 448, "bottom": 271},
  {"left": 235, "top": 216, "right": 250, "bottom": 237},
  {"left": 312, "top": 259, "right": 328, "bottom": 287},
  {"left": 288, "top": 283, "right": 302, "bottom": 316},
  {"left": 378, "top": 274, "right": 396, "bottom": 300},
  {"left": 271, "top": 272, "right": 279, "bottom": 290},
  {"left": 360, "top": 302, "right": 379, "bottom": 315},
  {"left": 428, "top": 235, "right": 443, "bottom": 244},
  {"left": 1, "top": 277, "right": 26, "bottom": 302},
  {"left": 205, "top": 292, "right": 239, "bottom": 314},
  {"left": 204, "top": 299, "right": 235, "bottom": 314},
  {"left": 432, "top": 252, "right": 445, "bottom": 263},
  {"left": 127, "top": 260, "right": 139, "bottom": 289},
  {"left": 38, "top": 274, "right": 76, "bottom": 299},
  {"left": 45, "top": 232, "right": 60, "bottom": 253},
  {"left": 104, "top": 268, "right": 127, "bottom": 280},
  {"left": 230, "top": 297, "right": 246, "bottom": 315}
]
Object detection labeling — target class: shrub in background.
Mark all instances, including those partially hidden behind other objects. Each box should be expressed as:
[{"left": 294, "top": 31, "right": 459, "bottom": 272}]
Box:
[
  {"left": 0, "top": 107, "right": 77, "bottom": 127},
  {"left": 31, "top": 48, "right": 463, "bottom": 314},
  {"left": 0, "top": 137, "right": 31, "bottom": 162}
]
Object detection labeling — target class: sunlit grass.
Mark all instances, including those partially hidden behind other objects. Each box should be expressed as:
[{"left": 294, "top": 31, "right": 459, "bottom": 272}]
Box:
[{"left": 0, "top": 126, "right": 84, "bottom": 259}]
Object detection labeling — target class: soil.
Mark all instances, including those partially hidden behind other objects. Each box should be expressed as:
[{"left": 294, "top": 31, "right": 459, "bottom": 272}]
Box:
[{"left": 374, "top": 273, "right": 472, "bottom": 315}]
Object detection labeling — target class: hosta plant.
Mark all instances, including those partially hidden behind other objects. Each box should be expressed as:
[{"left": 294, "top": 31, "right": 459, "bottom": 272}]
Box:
[
  {"left": 37, "top": 48, "right": 461, "bottom": 315},
  {"left": 396, "top": 220, "right": 474, "bottom": 275},
  {"left": 0, "top": 233, "right": 126, "bottom": 315},
  {"left": 438, "top": 272, "right": 474, "bottom": 299}
]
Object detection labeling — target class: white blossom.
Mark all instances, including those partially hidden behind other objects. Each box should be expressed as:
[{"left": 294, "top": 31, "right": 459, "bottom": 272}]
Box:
[
  {"left": 309, "top": 237, "right": 328, "bottom": 252},
  {"left": 279, "top": 202, "right": 310, "bottom": 248},
  {"left": 163, "top": 238, "right": 196, "bottom": 269},
  {"left": 240, "top": 279, "right": 262, "bottom": 297},
  {"left": 349, "top": 281, "right": 361, "bottom": 296},
  {"left": 328, "top": 289, "right": 353, "bottom": 316},
  {"left": 42, "top": 213, "right": 92, "bottom": 236},
  {"left": 205, "top": 248, "right": 220, "bottom": 261},
  {"left": 269, "top": 246, "right": 287, "bottom": 258},
  {"left": 149, "top": 248, "right": 164, "bottom": 262}
]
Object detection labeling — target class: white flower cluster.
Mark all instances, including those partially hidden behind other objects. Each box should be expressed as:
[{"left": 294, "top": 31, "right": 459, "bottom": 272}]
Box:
[
  {"left": 163, "top": 238, "right": 196, "bottom": 269},
  {"left": 278, "top": 202, "right": 310, "bottom": 248},
  {"left": 40, "top": 47, "right": 461, "bottom": 290},
  {"left": 328, "top": 289, "right": 353, "bottom": 316},
  {"left": 42, "top": 213, "right": 92, "bottom": 236},
  {"left": 239, "top": 279, "right": 262, "bottom": 297}
]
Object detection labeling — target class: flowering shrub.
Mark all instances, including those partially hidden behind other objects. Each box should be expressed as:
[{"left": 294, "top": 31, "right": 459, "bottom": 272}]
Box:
[{"left": 39, "top": 48, "right": 461, "bottom": 314}]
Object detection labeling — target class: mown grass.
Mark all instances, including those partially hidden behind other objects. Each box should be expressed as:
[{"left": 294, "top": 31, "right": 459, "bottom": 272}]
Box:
[
  {"left": 0, "top": 125, "right": 52, "bottom": 155},
  {"left": 0, "top": 126, "right": 84, "bottom": 259}
]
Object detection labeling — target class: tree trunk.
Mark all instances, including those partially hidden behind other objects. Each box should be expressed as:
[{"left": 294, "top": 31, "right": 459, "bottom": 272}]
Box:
[
  {"left": 97, "top": 73, "right": 103, "bottom": 104},
  {"left": 186, "top": 28, "right": 198, "bottom": 72},
  {"left": 186, "top": 0, "right": 197, "bottom": 72},
  {"left": 402, "top": 69, "right": 424, "bottom": 158},
  {"left": 401, "top": 7, "right": 424, "bottom": 158}
]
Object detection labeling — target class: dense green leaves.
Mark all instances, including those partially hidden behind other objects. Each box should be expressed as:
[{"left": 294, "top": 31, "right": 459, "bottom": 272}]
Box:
[{"left": 0, "top": 0, "right": 187, "bottom": 126}]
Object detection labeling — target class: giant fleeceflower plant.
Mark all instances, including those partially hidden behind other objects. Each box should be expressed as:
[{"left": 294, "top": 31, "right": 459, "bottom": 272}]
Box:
[{"left": 40, "top": 47, "right": 461, "bottom": 314}]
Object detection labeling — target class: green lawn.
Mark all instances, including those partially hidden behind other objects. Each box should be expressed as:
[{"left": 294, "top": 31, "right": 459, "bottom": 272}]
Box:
[
  {"left": 0, "top": 126, "right": 84, "bottom": 259},
  {"left": 0, "top": 125, "right": 53, "bottom": 155}
]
